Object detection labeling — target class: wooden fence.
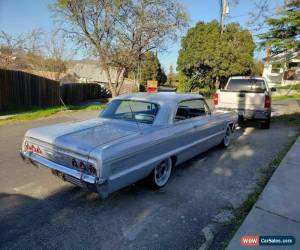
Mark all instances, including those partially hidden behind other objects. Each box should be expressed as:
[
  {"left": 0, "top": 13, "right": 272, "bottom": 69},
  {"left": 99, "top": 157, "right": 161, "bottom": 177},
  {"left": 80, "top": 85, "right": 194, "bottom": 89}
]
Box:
[
  {"left": 60, "top": 83, "right": 111, "bottom": 105},
  {"left": 0, "top": 69, "right": 60, "bottom": 112},
  {"left": 0, "top": 69, "right": 111, "bottom": 112}
]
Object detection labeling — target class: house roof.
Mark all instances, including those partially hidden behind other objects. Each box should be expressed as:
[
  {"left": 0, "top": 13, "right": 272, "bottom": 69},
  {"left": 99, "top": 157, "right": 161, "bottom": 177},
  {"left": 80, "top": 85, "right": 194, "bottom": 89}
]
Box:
[
  {"left": 65, "top": 60, "right": 119, "bottom": 83},
  {"left": 268, "top": 49, "right": 300, "bottom": 63}
]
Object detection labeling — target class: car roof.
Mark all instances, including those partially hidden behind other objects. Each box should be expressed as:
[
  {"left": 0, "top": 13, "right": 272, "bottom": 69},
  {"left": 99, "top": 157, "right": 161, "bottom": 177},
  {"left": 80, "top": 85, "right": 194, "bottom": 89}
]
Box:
[
  {"left": 115, "top": 92, "right": 203, "bottom": 104},
  {"left": 113, "top": 92, "right": 204, "bottom": 125}
]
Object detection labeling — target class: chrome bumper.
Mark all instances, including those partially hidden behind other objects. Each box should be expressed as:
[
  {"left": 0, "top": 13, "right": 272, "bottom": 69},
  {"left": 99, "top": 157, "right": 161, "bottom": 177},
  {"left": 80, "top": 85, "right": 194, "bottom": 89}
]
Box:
[
  {"left": 20, "top": 151, "right": 104, "bottom": 185},
  {"left": 218, "top": 108, "right": 270, "bottom": 120}
]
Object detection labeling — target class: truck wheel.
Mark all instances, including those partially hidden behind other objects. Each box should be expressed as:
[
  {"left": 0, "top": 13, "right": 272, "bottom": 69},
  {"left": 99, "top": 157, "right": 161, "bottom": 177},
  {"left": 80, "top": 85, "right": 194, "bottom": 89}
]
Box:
[
  {"left": 238, "top": 115, "right": 244, "bottom": 125},
  {"left": 261, "top": 118, "right": 270, "bottom": 129},
  {"left": 147, "top": 158, "right": 172, "bottom": 189},
  {"left": 220, "top": 126, "right": 232, "bottom": 147}
]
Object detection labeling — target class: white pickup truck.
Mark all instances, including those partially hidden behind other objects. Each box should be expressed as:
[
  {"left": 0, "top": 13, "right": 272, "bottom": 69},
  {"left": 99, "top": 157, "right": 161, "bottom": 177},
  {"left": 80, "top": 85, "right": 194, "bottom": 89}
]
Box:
[{"left": 214, "top": 76, "right": 276, "bottom": 129}]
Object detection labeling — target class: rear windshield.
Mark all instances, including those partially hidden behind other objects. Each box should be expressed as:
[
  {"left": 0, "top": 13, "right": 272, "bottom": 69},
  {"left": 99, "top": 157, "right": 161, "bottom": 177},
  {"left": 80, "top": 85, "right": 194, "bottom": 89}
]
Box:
[
  {"left": 225, "top": 79, "right": 266, "bottom": 92},
  {"left": 100, "top": 99, "right": 159, "bottom": 124}
]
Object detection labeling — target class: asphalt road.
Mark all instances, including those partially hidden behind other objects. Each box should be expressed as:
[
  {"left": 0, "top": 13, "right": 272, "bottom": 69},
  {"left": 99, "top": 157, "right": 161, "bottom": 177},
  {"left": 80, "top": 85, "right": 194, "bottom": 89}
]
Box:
[{"left": 0, "top": 100, "right": 299, "bottom": 250}]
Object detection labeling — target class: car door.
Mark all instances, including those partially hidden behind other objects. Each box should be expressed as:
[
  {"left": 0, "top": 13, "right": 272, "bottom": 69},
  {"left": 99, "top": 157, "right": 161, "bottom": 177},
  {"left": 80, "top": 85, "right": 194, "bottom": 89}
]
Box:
[{"left": 172, "top": 99, "right": 213, "bottom": 164}]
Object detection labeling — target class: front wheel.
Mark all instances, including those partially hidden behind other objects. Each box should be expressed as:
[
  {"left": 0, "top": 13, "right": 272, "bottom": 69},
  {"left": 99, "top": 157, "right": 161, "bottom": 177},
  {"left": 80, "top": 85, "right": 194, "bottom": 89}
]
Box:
[
  {"left": 220, "top": 126, "right": 232, "bottom": 147},
  {"left": 147, "top": 158, "right": 172, "bottom": 189}
]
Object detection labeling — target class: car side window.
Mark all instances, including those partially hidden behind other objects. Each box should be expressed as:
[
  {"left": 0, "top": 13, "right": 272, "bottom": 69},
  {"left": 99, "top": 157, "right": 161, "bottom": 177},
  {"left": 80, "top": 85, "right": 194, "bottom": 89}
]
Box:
[{"left": 175, "top": 99, "right": 209, "bottom": 122}]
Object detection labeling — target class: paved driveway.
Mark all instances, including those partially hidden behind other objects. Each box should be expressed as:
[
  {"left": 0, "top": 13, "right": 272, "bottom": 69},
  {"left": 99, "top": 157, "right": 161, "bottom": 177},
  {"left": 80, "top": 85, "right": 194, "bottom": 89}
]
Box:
[{"left": 0, "top": 101, "right": 299, "bottom": 249}]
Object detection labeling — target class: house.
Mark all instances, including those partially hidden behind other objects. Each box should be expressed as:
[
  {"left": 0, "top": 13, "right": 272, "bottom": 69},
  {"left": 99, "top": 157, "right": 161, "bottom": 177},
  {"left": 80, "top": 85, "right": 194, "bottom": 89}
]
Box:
[
  {"left": 61, "top": 60, "right": 118, "bottom": 84},
  {"left": 263, "top": 49, "right": 300, "bottom": 87},
  {"left": 60, "top": 59, "right": 136, "bottom": 94}
]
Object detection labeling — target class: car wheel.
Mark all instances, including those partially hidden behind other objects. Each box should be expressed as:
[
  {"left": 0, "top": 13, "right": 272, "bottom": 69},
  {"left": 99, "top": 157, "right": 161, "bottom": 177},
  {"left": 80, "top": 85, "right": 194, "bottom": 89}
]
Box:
[
  {"left": 261, "top": 118, "right": 270, "bottom": 129},
  {"left": 147, "top": 158, "right": 172, "bottom": 189},
  {"left": 238, "top": 115, "right": 244, "bottom": 125},
  {"left": 221, "top": 126, "right": 232, "bottom": 147}
]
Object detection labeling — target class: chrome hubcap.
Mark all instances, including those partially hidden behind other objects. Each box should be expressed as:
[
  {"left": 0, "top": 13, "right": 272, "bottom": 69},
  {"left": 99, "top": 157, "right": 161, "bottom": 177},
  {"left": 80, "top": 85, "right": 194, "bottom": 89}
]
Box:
[{"left": 154, "top": 159, "right": 172, "bottom": 186}]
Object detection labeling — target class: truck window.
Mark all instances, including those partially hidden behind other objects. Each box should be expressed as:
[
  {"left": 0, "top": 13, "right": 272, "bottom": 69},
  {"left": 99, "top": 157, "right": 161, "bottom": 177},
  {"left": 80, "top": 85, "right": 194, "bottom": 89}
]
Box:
[{"left": 225, "top": 79, "right": 266, "bottom": 92}]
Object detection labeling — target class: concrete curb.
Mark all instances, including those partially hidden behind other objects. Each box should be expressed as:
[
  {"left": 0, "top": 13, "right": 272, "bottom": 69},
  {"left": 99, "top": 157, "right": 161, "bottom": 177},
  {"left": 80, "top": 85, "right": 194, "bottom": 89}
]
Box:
[{"left": 227, "top": 136, "right": 300, "bottom": 250}]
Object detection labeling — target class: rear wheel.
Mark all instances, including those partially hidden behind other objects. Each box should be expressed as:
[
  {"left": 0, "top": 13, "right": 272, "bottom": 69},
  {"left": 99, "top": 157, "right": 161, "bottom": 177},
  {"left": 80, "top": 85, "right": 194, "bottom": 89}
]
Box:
[
  {"left": 147, "top": 158, "right": 172, "bottom": 189},
  {"left": 220, "top": 126, "right": 232, "bottom": 147},
  {"left": 261, "top": 118, "right": 270, "bottom": 129}
]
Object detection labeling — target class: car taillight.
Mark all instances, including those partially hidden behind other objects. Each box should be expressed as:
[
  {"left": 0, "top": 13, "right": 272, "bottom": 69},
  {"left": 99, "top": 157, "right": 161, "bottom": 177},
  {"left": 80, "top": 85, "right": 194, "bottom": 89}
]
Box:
[
  {"left": 214, "top": 93, "right": 219, "bottom": 106},
  {"left": 88, "top": 165, "right": 97, "bottom": 175},
  {"left": 264, "top": 95, "right": 271, "bottom": 108},
  {"left": 24, "top": 142, "right": 43, "bottom": 155},
  {"left": 72, "top": 158, "right": 97, "bottom": 176}
]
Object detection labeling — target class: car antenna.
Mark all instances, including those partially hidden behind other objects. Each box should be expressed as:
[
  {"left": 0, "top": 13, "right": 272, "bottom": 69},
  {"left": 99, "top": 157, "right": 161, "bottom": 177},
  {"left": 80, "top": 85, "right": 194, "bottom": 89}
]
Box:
[{"left": 128, "top": 102, "right": 143, "bottom": 135}]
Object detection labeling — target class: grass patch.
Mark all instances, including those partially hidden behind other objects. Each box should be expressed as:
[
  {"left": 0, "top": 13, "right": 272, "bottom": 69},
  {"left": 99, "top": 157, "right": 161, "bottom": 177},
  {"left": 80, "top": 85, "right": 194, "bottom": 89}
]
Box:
[
  {"left": 0, "top": 103, "right": 106, "bottom": 125},
  {"left": 272, "top": 93, "right": 300, "bottom": 101},
  {"left": 0, "top": 106, "right": 65, "bottom": 121},
  {"left": 277, "top": 83, "right": 300, "bottom": 90},
  {"left": 221, "top": 132, "right": 300, "bottom": 250},
  {"left": 68, "top": 104, "right": 106, "bottom": 111},
  {"left": 0, "top": 106, "right": 58, "bottom": 116},
  {"left": 272, "top": 112, "right": 300, "bottom": 126}
]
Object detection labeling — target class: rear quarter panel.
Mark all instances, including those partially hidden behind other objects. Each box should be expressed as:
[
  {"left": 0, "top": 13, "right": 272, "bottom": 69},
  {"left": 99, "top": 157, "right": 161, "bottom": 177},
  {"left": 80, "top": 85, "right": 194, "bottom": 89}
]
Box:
[{"left": 100, "top": 127, "right": 177, "bottom": 193}]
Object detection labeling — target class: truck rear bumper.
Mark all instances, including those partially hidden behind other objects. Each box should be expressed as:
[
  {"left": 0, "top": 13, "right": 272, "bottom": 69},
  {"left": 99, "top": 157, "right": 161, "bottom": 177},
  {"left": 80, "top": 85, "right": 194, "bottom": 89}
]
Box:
[
  {"left": 216, "top": 108, "right": 270, "bottom": 120},
  {"left": 239, "top": 109, "right": 270, "bottom": 120}
]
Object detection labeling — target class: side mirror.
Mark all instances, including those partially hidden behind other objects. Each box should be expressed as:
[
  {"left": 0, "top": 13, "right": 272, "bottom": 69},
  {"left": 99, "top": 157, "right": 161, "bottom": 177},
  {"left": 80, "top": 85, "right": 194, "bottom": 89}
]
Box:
[{"left": 271, "top": 87, "right": 277, "bottom": 92}]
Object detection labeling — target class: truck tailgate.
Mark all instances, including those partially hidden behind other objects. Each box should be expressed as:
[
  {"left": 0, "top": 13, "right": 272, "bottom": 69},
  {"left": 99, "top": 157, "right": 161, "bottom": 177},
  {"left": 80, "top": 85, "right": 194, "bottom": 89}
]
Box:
[{"left": 218, "top": 91, "right": 266, "bottom": 111}]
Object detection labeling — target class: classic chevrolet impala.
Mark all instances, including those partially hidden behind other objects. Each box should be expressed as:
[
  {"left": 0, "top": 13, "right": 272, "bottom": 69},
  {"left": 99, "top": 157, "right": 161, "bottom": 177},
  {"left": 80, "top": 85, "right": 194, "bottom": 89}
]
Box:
[{"left": 20, "top": 93, "right": 237, "bottom": 198}]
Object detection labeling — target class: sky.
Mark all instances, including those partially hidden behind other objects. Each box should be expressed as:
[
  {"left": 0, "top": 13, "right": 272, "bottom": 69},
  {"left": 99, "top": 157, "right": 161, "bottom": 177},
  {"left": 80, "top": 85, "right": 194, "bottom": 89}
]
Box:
[{"left": 0, "top": 0, "right": 283, "bottom": 73}]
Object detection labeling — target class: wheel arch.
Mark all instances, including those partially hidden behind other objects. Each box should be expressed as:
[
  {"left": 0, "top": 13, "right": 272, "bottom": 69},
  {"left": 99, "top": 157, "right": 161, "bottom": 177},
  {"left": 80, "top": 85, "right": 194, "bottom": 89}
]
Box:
[
  {"left": 228, "top": 122, "right": 234, "bottom": 132},
  {"left": 171, "top": 155, "right": 177, "bottom": 167}
]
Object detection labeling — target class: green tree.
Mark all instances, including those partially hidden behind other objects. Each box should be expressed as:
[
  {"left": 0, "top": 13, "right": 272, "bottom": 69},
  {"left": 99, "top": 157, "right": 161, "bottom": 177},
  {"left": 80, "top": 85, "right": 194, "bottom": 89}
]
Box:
[
  {"left": 252, "top": 60, "right": 264, "bottom": 76},
  {"left": 177, "top": 20, "right": 255, "bottom": 92},
  {"left": 157, "top": 64, "right": 167, "bottom": 85},
  {"left": 258, "top": 1, "right": 300, "bottom": 54},
  {"left": 140, "top": 51, "right": 167, "bottom": 85}
]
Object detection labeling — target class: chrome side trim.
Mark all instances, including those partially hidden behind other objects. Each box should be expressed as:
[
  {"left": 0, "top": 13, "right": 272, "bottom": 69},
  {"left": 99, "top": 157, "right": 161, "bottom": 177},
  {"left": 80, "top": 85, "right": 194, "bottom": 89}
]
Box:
[{"left": 20, "top": 151, "right": 105, "bottom": 185}]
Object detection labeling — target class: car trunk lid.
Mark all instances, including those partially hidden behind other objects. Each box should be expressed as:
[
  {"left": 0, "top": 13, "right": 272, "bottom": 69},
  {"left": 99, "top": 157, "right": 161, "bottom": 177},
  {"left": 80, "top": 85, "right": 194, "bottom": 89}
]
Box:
[{"left": 25, "top": 118, "right": 139, "bottom": 156}]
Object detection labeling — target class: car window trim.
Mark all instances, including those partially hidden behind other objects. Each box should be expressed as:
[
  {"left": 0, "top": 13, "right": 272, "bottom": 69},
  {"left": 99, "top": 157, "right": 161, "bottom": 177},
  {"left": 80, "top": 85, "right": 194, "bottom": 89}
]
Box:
[
  {"left": 173, "top": 98, "right": 208, "bottom": 124},
  {"left": 101, "top": 99, "right": 160, "bottom": 125}
]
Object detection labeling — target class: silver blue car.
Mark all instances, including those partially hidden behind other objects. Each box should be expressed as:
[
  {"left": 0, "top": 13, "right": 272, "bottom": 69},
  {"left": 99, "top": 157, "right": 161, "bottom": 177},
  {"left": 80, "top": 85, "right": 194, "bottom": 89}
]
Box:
[{"left": 21, "top": 93, "right": 237, "bottom": 198}]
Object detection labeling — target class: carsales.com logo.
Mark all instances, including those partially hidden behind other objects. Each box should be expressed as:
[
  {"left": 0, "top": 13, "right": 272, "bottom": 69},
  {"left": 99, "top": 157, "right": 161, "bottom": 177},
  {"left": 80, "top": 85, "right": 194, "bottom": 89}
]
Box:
[{"left": 240, "top": 235, "right": 295, "bottom": 247}]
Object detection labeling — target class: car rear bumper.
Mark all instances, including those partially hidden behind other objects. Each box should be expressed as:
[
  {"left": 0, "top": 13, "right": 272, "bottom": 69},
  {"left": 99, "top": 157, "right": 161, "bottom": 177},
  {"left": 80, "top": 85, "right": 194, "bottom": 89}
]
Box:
[{"left": 20, "top": 151, "right": 105, "bottom": 185}]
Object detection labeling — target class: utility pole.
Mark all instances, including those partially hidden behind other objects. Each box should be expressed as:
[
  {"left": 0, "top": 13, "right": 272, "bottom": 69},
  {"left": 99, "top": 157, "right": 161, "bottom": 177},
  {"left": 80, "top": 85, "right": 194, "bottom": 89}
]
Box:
[
  {"left": 220, "top": 0, "right": 229, "bottom": 34},
  {"left": 217, "top": 0, "right": 229, "bottom": 89}
]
